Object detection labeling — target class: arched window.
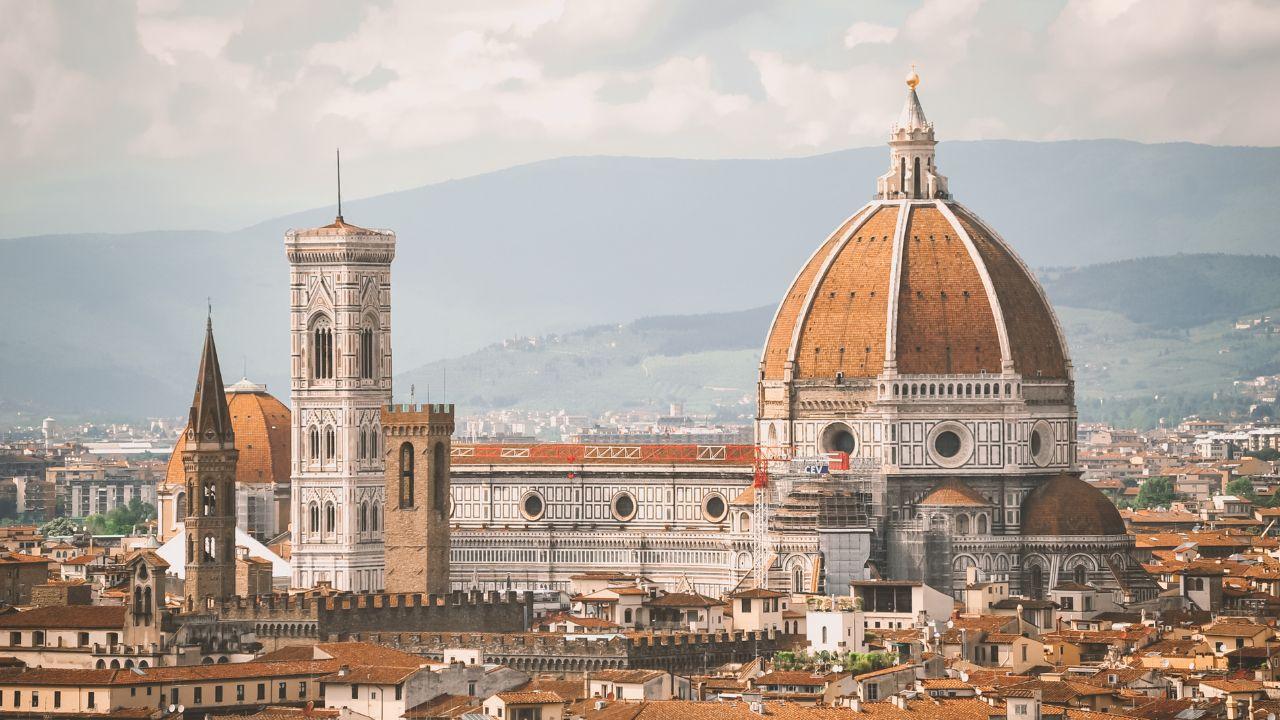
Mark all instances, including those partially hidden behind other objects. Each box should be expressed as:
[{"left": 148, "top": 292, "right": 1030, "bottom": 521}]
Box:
[
  {"left": 913, "top": 156, "right": 921, "bottom": 197},
  {"left": 898, "top": 156, "right": 905, "bottom": 195},
  {"left": 791, "top": 565, "right": 804, "bottom": 593},
  {"left": 977, "top": 514, "right": 989, "bottom": 535},
  {"left": 311, "top": 317, "right": 334, "bottom": 380},
  {"left": 821, "top": 626, "right": 828, "bottom": 644},
  {"left": 176, "top": 491, "right": 187, "bottom": 519},
  {"left": 202, "top": 535, "right": 216, "bottom": 561},
  {"left": 359, "top": 502, "right": 368, "bottom": 533},
  {"left": 359, "top": 320, "right": 376, "bottom": 380},
  {"left": 1029, "top": 565, "right": 1044, "bottom": 600},
  {"left": 309, "top": 503, "right": 320, "bottom": 535},
  {"left": 624, "top": 608, "right": 633, "bottom": 624},
  {"left": 739, "top": 512, "right": 751, "bottom": 534},
  {"left": 144, "top": 586, "right": 152, "bottom": 617},
  {"left": 309, "top": 427, "right": 320, "bottom": 462},
  {"left": 371, "top": 503, "right": 380, "bottom": 533},
  {"left": 324, "top": 426, "right": 335, "bottom": 462},
  {"left": 1074, "top": 564, "right": 1087, "bottom": 586},
  {"left": 202, "top": 480, "right": 217, "bottom": 516},
  {"left": 431, "top": 442, "right": 447, "bottom": 512},
  {"left": 358, "top": 428, "right": 367, "bottom": 460},
  {"left": 325, "top": 502, "right": 336, "bottom": 534},
  {"left": 399, "top": 443, "right": 415, "bottom": 508},
  {"left": 956, "top": 514, "right": 971, "bottom": 535}
]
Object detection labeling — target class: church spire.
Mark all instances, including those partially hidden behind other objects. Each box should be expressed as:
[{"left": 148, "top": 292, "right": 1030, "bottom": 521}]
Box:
[
  {"left": 876, "top": 67, "right": 949, "bottom": 200},
  {"left": 189, "top": 313, "right": 234, "bottom": 446}
]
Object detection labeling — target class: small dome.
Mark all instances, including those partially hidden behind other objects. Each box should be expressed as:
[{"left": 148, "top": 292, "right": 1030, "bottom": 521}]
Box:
[
  {"left": 165, "top": 383, "right": 290, "bottom": 488},
  {"left": 1021, "top": 474, "right": 1126, "bottom": 536},
  {"left": 919, "top": 478, "right": 989, "bottom": 507}
]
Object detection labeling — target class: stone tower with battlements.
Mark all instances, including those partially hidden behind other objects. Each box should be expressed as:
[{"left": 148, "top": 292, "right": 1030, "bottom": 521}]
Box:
[
  {"left": 383, "top": 403, "right": 455, "bottom": 595},
  {"left": 183, "top": 318, "right": 239, "bottom": 609},
  {"left": 286, "top": 214, "right": 395, "bottom": 592}
]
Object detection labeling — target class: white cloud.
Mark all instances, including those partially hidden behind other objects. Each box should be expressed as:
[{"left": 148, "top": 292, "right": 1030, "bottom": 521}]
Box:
[
  {"left": 843, "top": 21, "right": 897, "bottom": 49},
  {"left": 2, "top": 0, "right": 1280, "bottom": 236}
]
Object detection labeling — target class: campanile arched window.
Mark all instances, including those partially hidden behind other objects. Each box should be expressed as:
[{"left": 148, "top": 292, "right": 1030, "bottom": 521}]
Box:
[
  {"left": 359, "top": 316, "right": 377, "bottom": 380},
  {"left": 311, "top": 316, "right": 334, "bottom": 380},
  {"left": 398, "top": 442, "right": 415, "bottom": 508}
]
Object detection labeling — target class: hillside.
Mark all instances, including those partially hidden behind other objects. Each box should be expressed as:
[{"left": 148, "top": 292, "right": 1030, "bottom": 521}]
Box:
[
  {"left": 400, "top": 254, "right": 1280, "bottom": 427},
  {"left": 3, "top": 140, "right": 1280, "bottom": 422}
]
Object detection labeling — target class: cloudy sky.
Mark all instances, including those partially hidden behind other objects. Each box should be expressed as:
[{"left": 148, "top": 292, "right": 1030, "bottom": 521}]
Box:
[{"left": 3, "top": 0, "right": 1278, "bottom": 237}]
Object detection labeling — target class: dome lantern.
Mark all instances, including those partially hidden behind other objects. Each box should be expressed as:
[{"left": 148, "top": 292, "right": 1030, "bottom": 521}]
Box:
[{"left": 877, "top": 68, "right": 949, "bottom": 200}]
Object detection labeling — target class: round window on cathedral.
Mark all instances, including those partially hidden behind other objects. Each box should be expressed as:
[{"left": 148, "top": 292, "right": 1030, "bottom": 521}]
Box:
[
  {"left": 935, "top": 432, "right": 961, "bottom": 458},
  {"left": 819, "top": 422, "right": 857, "bottom": 455},
  {"left": 702, "top": 493, "right": 727, "bottom": 523},
  {"left": 1029, "top": 420, "right": 1055, "bottom": 467},
  {"left": 927, "top": 421, "right": 973, "bottom": 469},
  {"left": 520, "top": 491, "right": 545, "bottom": 521},
  {"left": 611, "top": 491, "right": 637, "bottom": 522}
]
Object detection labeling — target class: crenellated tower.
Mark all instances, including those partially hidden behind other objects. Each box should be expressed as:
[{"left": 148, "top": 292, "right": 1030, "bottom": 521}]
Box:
[
  {"left": 183, "top": 318, "right": 239, "bottom": 609},
  {"left": 286, "top": 213, "right": 395, "bottom": 592},
  {"left": 382, "top": 403, "right": 455, "bottom": 595}
]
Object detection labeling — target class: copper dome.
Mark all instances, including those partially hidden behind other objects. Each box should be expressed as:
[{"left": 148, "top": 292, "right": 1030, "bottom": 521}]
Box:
[
  {"left": 1021, "top": 474, "right": 1126, "bottom": 536},
  {"left": 165, "top": 380, "right": 290, "bottom": 487},
  {"left": 761, "top": 201, "right": 1068, "bottom": 382}
]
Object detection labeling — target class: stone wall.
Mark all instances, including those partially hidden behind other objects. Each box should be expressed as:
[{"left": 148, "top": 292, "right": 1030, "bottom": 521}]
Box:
[
  {"left": 357, "top": 629, "right": 793, "bottom": 677},
  {"left": 218, "top": 590, "right": 530, "bottom": 642}
]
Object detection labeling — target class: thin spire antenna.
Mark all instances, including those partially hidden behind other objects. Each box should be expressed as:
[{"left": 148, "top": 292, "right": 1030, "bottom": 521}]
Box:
[
  {"left": 336, "top": 149, "right": 343, "bottom": 221},
  {"left": 207, "top": 298, "right": 212, "bottom": 328}
]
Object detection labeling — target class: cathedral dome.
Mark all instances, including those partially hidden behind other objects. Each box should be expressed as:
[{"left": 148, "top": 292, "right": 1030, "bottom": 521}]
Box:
[
  {"left": 164, "top": 380, "right": 290, "bottom": 488},
  {"left": 760, "top": 76, "right": 1068, "bottom": 383},
  {"left": 1021, "top": 474, "right": 1126, "bottom": 536}
]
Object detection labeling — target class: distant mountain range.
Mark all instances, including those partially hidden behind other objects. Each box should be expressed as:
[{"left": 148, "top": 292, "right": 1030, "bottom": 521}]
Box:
[{"left": 3, "top": 140, "right": 1280, "bottom": 423}]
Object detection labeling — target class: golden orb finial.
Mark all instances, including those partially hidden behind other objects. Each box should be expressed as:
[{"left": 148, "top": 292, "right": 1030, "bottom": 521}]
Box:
[{"left": 906, "top": 64, "right": 920, "bottom": 90}]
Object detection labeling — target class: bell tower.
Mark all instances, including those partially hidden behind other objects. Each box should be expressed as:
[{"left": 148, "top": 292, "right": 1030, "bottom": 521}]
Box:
[
  {"left": 286, "top": 210, "right": 395, "bottom": 592},
  {"left": 183, "top": 317, "right": 238, "bottom": 609}
]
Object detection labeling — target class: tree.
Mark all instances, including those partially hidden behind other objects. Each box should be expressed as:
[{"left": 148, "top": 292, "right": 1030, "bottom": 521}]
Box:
[
  {"left": 1246, "top": 448, "right": 1280, "bottom": 462},
  {"left": 40, "top": 516, "right": 78, "bottom": 537},
  {"left": 1225, "top": 477, "right": 1257, "bottom": 501},
  {"left": 83, "top": 500, "right": 157, "bottom": 535},
  {"left": 1132, "top": 477, "right": 1178, "bottom": 509}
]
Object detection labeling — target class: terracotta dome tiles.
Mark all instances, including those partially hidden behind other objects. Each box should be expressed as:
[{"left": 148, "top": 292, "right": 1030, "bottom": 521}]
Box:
[
  {"left": 895, "top": 205, "right": 1002, "bottom": 375},
  {"left": 761, "top": 201, "right": 1069, "bottom": 382},
  {"left": 793, "top": 204, "right": 900, "bottom": 379},
  {"left": 165, "top": 389, "right": 291, "bottom": 488},
  {"left": 1021, "top": 474, "right": 1126, "bottom": 536},
  {"left": 761, "top": 206, "right": 876, "bottom": 380},
  {"left": 952, "top": 205, "right": 1068, "bottom": 379}
]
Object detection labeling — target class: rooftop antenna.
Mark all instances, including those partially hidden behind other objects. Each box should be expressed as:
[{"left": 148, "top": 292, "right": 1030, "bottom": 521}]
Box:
[
  {"left": 336, "top": 148, "right": 343, "bottom": 222},
  {"left": 206, "top": 297, "right": 212, "bottom": 329},
  {"left": 410, "top": 383, "right": 416, "bottom": 405}
]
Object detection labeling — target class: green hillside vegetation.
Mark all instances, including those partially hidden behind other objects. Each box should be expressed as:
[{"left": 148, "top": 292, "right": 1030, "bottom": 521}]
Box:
[{"left": 1040, "top": 254, "right": 1280, "bottom": 328}]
